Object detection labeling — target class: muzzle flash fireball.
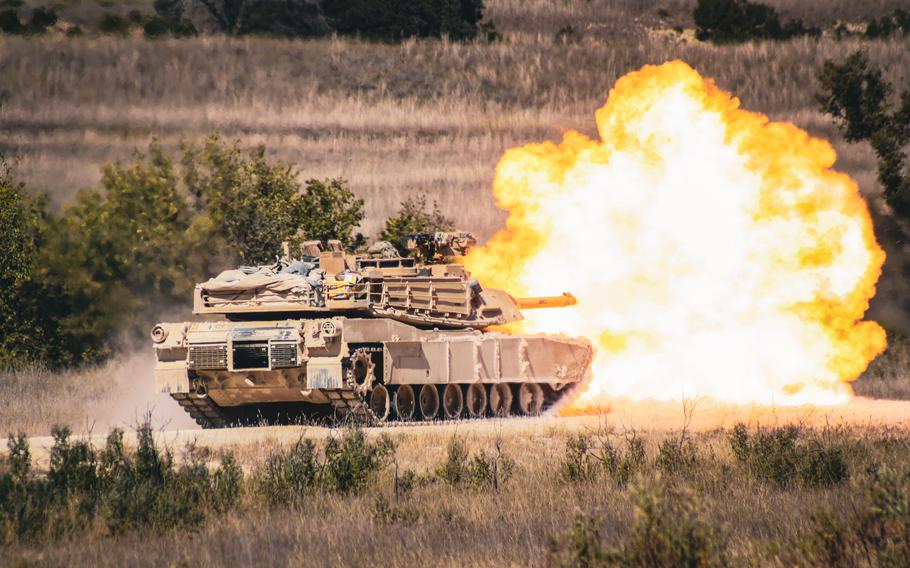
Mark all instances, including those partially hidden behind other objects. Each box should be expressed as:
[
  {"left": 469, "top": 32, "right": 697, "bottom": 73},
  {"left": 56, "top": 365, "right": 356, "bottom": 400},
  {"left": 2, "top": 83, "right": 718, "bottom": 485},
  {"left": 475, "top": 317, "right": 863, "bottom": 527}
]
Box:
[{"left": 464, "top": 61, "right": 887, "bottom": 409}]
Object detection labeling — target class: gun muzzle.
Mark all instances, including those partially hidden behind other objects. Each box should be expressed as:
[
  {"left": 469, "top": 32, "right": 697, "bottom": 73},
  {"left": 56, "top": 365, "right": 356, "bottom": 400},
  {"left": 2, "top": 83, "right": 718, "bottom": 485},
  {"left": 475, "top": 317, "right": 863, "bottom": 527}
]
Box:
[{"left": 515, "top": 292, "right": 577, "bottom": 309}]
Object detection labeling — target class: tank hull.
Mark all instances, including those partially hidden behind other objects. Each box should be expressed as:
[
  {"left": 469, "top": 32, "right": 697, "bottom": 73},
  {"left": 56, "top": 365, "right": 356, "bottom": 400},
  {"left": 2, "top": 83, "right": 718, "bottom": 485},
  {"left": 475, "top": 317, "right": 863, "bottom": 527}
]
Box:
[{"left": 153, "top": 317, "right": 593, "bottom": 427}]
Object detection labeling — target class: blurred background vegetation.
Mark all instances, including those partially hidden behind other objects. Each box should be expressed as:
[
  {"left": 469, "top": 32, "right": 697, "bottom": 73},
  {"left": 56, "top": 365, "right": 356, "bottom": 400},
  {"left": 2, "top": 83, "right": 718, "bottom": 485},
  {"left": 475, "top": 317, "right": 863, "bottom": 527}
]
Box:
[{"left": 0, "top": 137, "right": 449, "bottom": 369}]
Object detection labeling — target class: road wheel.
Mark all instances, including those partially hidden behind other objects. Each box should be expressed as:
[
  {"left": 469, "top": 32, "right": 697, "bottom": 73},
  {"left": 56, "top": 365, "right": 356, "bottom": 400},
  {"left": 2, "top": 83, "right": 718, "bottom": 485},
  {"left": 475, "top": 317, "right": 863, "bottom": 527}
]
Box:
[
  {"left": 369, "top": 384, "right": 390, "bottom": 421},
  {"left": 442, "top": 383, "right": 463, "bottom": 420},
  {"left": 517, "top": 382, "right": 544, "bottom": 416},
  {"left": 393, "top": 384, "right": 416, "bottom": 420},
  {"left": 489, "top": 383, "right": 512, "bottom": 417},
  {"left": 465, "top": 383, "right": 488, "bottom": 418},
  {"left": 419, "top": 384, "right": 440, "bottom": 420}
]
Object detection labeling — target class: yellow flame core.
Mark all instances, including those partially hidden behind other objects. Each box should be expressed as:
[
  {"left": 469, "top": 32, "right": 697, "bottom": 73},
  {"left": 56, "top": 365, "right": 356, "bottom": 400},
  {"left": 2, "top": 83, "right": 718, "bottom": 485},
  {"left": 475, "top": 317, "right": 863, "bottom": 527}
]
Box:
[{"left": 465, "top": 61, "right": 887, "bottom": 408}]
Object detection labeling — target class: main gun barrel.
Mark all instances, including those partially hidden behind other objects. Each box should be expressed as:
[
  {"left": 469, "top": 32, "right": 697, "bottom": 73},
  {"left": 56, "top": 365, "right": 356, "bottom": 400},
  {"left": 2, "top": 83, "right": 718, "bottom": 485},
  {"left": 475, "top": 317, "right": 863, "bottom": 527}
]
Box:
[{"left": 514, "top": 292, "right": 577, "bottom": 309}]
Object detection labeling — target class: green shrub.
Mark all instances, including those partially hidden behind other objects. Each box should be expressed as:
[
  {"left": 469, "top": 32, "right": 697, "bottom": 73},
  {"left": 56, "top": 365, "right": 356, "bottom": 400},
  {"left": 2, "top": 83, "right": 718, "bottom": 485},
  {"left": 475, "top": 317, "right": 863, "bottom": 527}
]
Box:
[
  {"left": 322, "top": 0, "right": 486, "bottom": 41},
  {"left": 1, "top": 137, "right": 363, "bottom": 370},
  {"left": 559, "top": 434, "right": 601, "bottom": 483},
  {"left": 548, "top": 512, "right": 609, "bottom": 566},
  {"left": 865, "top": 9, "right": 910, "bottom": 38},
  {"left": 729, "top": 423, "right": 849, "bottom": 488},
  {"left": 550, "top": 482, "right": 728, "bottom": 567},
  {"left": 255, "top": 438, "right": 320, "bottom": 506},
  {"left": 558, "top": 433, "right": 645, "bottom": 486},
  {"left": 0, "top": 8, "right": 23, "bottom": 34},
  {"left": 254, "top": 427, "right": 392, "bottom": 504},
  {"left": 143, "top": 16, "right": 195, "bottom": 38},
  {"left": 436, "top": 435, "right": 469, "bottom": 485},
  {"left": 787, "top": 467, "right": 910, "bottom": 566},
  {"left": 26, "top": 7, "right": 56, "bottom": 33},
  {"left": 694, "top": 0, "right": 817, "bottom": 43},
  {"left": 0, "top": 419, "right": 242, "bottom": 545},
  {"left": 379, "top": 195, "right": 454, "bottom": 256},
  {"left": 655, "top": 436, "right": 699, "bottom": 475},
  {"left": 436, "top": 435, "right": 514, "bottom": 490},
  {"left": 323, "top": 428, "right": 394, "bottom": 494},
  {"left": 98, "top": 12, "right": 130, "bottom": 36},
  {"left": 370, "top": 493, "right": 420, "bottom": 525}
]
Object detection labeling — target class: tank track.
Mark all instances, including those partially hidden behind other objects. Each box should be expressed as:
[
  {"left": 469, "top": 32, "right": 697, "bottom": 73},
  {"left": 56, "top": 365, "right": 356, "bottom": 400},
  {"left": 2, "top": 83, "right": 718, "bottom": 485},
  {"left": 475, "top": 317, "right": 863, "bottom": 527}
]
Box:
[
  {"left": 325, "top": 389, "right": 378, "bottom": 424},
  {"left": 172, "top": 392, "right": 228, "bottom": 428},
  {"left": 171, "top": 374, "right": 592, "bottom": 429}
]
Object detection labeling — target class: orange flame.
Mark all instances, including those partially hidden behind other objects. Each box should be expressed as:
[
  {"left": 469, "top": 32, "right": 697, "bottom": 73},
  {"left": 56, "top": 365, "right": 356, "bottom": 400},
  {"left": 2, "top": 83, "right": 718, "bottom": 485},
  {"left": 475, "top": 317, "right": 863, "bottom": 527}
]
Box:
[{"left": 465, "top": 61, "right": 887, "bottom": 408}]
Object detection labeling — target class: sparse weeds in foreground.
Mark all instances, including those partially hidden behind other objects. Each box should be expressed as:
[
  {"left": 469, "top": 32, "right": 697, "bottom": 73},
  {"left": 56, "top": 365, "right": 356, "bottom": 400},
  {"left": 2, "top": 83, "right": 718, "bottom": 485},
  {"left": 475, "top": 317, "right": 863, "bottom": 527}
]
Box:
[
  {"left": 549, "top": 480, "right": 728, "bottom": 567},
  {"left": 0, "top": 419, "right": 241, "bottom": 545},
  {"left": 435, "top": 435, "right": 514, "bottom": 491},
  {"left": 786, "top": 466, "right": 910, "bottom": 566},
  {"left": 729, "top": 423, "right": 849, "bottom": 488},
  {"left": 254, "top": 427, "right": 394, "bottom": 506},
  {"left": 559, "top": 432, "right": 647, "bottom": 486},
  {"left": 0, "top": 423, "right": 394, "bottom": 545},
  {"left": 369, "top": 493, "right": 421, "bottom": 526}
]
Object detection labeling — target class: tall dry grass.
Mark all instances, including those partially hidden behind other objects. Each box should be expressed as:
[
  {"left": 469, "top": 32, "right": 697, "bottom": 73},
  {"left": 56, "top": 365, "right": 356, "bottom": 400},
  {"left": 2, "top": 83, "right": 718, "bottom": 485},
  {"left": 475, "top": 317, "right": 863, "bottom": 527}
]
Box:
[
  {"left": 3, "top": 30, "right": 909, "bottom": 327},
  {"left": 0, "top": 351, "right": 197, "bottom": 438},
  {"left": 3, "top": 420, "right": 910, "bottom": 566}
]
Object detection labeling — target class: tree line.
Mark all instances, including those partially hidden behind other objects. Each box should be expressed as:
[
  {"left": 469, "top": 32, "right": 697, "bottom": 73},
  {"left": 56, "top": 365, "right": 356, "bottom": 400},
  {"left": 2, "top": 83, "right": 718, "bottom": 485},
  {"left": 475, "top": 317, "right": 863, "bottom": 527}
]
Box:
[{"left": 0, "top": 136, "right": 451, "bottom": 370}]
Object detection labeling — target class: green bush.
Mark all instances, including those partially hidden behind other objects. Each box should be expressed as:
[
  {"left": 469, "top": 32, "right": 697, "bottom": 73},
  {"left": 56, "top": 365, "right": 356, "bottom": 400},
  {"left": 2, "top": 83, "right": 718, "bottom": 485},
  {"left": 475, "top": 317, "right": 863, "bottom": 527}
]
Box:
[
  {"left": 1, "top": 137, "right": 363, "bottom": 370},
  {"left": 254, "top": 438, "right": 320, "bottom": 506},
  {"left": 379, "top": 195, "right": 454, "bottom": 256},
  {"left": 655, "top": 436, "right": 699, "bottom": 475},
  {"left": 694, "top": 0, "right": 817, "bottom": 43},
  {"left": 254, "top": 427, "right": 392, "bottom": 504},
  {"left": 865, "top": 9, "right": 910, "bottom": 38},
  {"left": 0, "top": 419, "right": 241, "bottom": 545},
  {"left": 729, "top": 423, "right": 849, "bottom": 488},
  {"left": 98, "top": 12, "right": 130, "bottom": 36},
  {"left": 27, "top": 6, "right": 56, "bottom": 33},
  {"left": 558, "top": 433, "right": 645, "bottom": 486},
  {"left": 435, "top": 435, "right": 514, "bottom": 490},
  {"left": 322, "top": 428, "right": 394, "bottom": 494},
  {"left": 0, "top": 8, "right": 23, "bottom": 33},
  {"left": 787, "top": 467, "right": 910, "bottom": 566},
  {"left": 550, "top": 482, "right": 728, "bottom": 567},
  {"left": 322, "top": 0, "right": 486, "bottom": 41}
]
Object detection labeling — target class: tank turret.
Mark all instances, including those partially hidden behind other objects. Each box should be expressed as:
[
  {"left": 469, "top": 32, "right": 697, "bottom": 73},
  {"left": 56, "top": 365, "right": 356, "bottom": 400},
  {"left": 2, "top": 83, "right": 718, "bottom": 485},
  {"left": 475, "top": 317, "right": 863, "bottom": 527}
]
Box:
[{"left": 152, "top": 232, "right": 593, "bottom": 427}]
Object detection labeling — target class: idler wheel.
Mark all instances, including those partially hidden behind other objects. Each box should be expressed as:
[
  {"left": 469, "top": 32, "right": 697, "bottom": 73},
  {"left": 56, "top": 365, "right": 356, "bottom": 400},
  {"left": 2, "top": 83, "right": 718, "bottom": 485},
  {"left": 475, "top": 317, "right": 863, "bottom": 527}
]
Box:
[
  {"left": 465, "top": 383, "right": 488, "bottom": 418},
  {"left": 369, "top": 384, "right": 390, "bottom": 421},
  {"left": 517, "top": 383, "right": 544, "bottom": 416},
  {"left": 393, "top": 384, "right": 416, "bottom": 421},
  {"left": 489, "top": 383, "right": 513, "bottom": 417},
  {"left": 442, "top": 383, "right": 463, "bottom": 420},
  {"left": 419, "top": 384, "right": 440, "bottom": 420}
]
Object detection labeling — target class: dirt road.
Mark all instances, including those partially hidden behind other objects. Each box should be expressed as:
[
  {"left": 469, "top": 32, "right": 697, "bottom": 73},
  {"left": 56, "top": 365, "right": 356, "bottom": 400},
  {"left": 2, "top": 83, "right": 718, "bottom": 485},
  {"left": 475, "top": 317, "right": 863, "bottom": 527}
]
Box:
[{"left": 18, "top": 396, "right": 910, "bottom": 469}]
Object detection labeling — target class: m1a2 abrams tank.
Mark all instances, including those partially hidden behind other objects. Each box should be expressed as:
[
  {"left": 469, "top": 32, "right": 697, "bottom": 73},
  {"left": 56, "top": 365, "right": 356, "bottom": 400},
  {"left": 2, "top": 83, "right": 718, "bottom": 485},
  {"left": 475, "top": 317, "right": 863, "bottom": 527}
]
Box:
[{"left": 150, "top": 232, "right": 593, "bottom": 427}]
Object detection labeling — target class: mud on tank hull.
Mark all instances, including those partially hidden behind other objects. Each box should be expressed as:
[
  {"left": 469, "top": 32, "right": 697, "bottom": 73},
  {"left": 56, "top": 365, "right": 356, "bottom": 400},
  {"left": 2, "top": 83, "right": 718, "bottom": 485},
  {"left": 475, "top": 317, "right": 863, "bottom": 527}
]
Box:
[{"left": 151, "top": 317, "right": 593, "bottom": 428}]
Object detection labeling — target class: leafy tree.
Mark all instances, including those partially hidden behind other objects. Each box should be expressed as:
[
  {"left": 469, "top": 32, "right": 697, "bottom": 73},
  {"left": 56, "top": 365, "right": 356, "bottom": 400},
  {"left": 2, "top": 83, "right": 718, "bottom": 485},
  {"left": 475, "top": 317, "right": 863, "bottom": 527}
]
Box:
[
  {"left": 0, "top": 137, "right": 365, "bottom": 369},
  {"left": 321, "top": 0, "right": 484, "bottom": 40},
  {"left": 298, "top": 178, "right": 365, "bottom": 250},
  {"left": 694, "top": 0, "right": 816, "bottom": 43},
  {"left": 0, "top": 163, "right": 100, "bottom": 368},
  {"left": 182, "top": 136, "right": 364, "bottom": 260},
  {"left": 192, "top": 0, "right": 329, "bottom": 37},
  {"left": 379, "top": 195, "right": 454, "bottom": 255},
  {"left": 817, "top": 51, "right": 910, "bottom": 217},
  {"left": 865, "top": 9, "right": 910, "bottom": 39},
  {"left": 182, "top": 137, "right": 305, "bottom": 264}
]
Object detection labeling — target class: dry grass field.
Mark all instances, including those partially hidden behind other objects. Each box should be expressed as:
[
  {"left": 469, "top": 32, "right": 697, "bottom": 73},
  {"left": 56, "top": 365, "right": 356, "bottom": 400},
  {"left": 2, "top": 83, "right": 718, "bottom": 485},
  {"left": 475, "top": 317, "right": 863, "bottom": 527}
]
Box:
[
  {"left": 4, "top": 410, "right": 910, "bottom": 566},
  {"left": 3, "top": 0, "right": 910, "bottom": 325}
]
